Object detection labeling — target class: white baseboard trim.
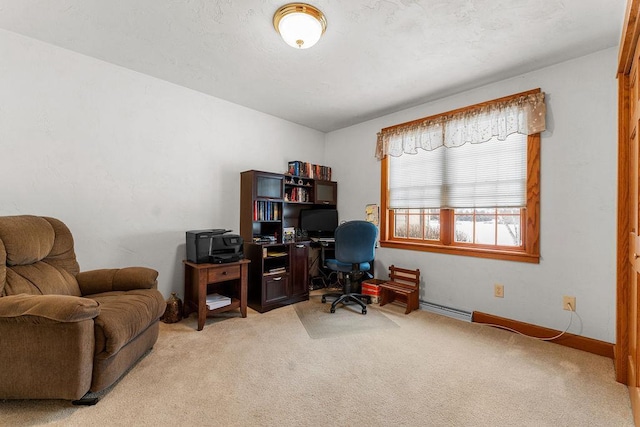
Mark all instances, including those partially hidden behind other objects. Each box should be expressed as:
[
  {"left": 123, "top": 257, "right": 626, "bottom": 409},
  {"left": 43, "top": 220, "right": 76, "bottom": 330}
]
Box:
[{"left": 419, "top": 300, "right": 472, "bottom": 322}]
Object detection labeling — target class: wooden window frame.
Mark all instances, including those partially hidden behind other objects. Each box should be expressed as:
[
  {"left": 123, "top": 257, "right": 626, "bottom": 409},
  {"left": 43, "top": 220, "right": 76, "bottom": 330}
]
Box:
[
  {"left": 379, "top": 91, "right": 541, "bottom": 264},
  {"left": 451, "top": 208, "right": 523, "bottom": 248}
]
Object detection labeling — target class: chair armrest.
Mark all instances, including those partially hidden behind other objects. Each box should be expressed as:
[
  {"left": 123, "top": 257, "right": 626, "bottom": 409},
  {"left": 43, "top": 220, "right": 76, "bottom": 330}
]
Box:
[
  {"left": 77, "top": 267, "right": 159, "bottom": 295},
  {"left": 0, "top": 294, "right": 100, "bottom": 323},
  {"left": 0, "top": 295, "right": 97, "bottom": 400}
]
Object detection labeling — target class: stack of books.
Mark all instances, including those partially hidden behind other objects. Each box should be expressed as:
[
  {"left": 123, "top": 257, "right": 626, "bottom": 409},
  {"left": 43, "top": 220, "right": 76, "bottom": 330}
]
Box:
[
  {"left": 287, "top": 161, "right": 332, "bottom": 181},
  {"left": 205, "top": 293, "right": 231, "bottom": 310}
]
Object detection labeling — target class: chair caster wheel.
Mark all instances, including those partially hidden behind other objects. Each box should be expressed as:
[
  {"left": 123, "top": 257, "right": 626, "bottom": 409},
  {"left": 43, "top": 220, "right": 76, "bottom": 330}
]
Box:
[
  {"left": 362, "top": 308, "right": 367, "bottom": 315},
  {"left": 321, "top": 296, "right": 326, "bottom": 303},
  {"left": 330, "top": 308, "right": 335, "bottom": 313}
]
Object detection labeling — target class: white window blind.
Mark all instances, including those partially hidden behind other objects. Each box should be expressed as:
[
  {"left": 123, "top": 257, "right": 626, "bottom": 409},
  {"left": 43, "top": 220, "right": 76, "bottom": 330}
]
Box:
[{"left": 388, "top": 132, "right": 527, "bottom": 209}]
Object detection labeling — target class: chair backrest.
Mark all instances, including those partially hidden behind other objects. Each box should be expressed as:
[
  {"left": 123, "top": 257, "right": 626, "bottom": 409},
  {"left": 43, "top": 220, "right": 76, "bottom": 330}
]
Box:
[
  {"left": 388, "top": 265, "right": 420, "bottom": 291},
  {"left": 334, "top": 221, "right": 377, "bottom": 264},
  {"left": 0, "top": 215, "right": 81, "bottom": 297}
]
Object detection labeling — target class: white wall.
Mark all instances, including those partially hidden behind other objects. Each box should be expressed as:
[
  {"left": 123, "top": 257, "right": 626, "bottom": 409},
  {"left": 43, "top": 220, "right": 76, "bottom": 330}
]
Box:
[
  {"left": 0, "top": 29, "right": 325, "bottom": 297},
  {"left": 0, "top": 27, "right": 619, "bottom": 343},
  {"left": 326, "top": 48, "right": 618, "bottom": 343}
]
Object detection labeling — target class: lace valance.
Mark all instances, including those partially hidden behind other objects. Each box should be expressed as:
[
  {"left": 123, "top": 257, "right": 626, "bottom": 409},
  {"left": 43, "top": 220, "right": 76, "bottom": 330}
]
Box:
[{"left": 375, "top": 91, "right": 546, "bottom": 160}]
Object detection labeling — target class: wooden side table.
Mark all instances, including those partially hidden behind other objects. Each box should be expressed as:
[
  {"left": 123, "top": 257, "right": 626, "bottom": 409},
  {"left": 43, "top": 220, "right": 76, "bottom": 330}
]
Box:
[{"left": 183, "top": 259, "right": 250, "bottom": 331}]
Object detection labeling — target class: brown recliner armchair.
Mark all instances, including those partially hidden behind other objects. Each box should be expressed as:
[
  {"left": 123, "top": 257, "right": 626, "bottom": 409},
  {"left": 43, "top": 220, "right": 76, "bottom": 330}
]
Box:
[{"left": 0, "top": 215, "right": 165, "bottom": 403}]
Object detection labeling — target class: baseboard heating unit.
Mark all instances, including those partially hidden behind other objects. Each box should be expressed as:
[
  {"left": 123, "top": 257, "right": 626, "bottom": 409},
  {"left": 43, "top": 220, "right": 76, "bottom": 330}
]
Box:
[{"left": 419, "top": 300, "right": 472, "bottom": 322}]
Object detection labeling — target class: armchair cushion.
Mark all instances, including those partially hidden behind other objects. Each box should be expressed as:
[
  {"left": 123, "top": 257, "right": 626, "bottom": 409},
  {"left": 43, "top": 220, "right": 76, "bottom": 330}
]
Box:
[
  {"left": 0, "top": 294, "right": 99, "bottom": 323},
  {"left": 6, "top": 262, "right": 81, "bottom": 297},
  {"left": 0, "top": 215, "right": 55, "bottom": 266},
  {"left": 77, "top": 267, "right": 158, "bottom": 295},
  {"left": 88, "top": 289, "right": 166, "bottom": 357},
  {"left": 0, "top": 215, "right": 81, "bottom": 297}
]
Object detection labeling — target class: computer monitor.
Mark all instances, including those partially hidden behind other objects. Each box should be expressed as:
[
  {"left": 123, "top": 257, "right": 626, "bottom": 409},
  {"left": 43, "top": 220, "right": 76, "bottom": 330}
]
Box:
[{"left": 300, "top": 209, "right": 338, "bottom": 238}]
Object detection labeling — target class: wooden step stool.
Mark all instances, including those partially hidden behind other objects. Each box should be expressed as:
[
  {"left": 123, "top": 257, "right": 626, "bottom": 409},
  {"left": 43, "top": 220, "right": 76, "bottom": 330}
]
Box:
[{"left": 379, "top": 265, "right": 420, "bottom": 314}]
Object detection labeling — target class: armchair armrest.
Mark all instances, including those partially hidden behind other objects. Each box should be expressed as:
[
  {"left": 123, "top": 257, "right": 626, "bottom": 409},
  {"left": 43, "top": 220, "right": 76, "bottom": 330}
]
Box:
[
  {"left": 0, "top": 294, "right": 98, "bottom": 400},
  {"left": 77, "top": 267, "right": 159, "bottom": 295},
  {"left": 0, "top": 294, "right": 100, "bottom": 323}
]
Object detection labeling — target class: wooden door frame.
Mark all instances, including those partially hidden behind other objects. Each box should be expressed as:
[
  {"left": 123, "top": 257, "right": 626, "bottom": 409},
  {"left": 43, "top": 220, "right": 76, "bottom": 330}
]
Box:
[
  {"left": 615, "top": 0, "right": 640, "bottom": 384},
  {"left": 618, "top": 0, "right": 640, "bottom": 387},
  {"left": 617, "top": 73, "right": 630, "bottom": 385}
]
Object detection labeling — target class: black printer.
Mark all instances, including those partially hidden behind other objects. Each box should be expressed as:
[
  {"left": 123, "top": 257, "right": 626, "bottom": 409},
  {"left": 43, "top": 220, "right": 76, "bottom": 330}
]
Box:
[{"left": 186, "top": 229, "right": 244, "bottom": 264}]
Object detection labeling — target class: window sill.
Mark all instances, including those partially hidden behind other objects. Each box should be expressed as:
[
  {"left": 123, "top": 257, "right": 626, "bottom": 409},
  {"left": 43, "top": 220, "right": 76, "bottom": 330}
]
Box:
[{"left": 379, "top": 240, "right": 540, "bottom": 264}]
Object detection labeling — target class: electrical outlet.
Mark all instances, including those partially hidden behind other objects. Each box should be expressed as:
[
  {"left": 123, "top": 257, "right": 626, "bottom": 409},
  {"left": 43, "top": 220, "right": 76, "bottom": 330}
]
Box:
[
  {"left": 563, "top": 296, "right": 576, "bottom": 311},
  {"left": 494, "top": 284, "right": 504, "bottom": 298}
]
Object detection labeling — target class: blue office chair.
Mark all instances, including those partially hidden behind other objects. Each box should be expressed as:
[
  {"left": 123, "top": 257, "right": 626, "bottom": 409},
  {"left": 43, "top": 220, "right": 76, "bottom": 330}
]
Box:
[{"left": 321, "top": 220, "right": 377, "bottom": 314}]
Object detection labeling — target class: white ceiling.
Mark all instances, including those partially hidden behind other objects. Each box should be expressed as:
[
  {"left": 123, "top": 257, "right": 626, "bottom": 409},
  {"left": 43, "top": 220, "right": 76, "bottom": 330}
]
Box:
[{"left": 0, "top": 0, "right": 627, "bottom": 132}]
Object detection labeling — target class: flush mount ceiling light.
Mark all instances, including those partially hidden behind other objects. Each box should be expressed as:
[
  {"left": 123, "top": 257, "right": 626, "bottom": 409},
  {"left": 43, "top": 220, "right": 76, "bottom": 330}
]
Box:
[{"left": 273, "top": 3, "right": 327, "bottom": 49}]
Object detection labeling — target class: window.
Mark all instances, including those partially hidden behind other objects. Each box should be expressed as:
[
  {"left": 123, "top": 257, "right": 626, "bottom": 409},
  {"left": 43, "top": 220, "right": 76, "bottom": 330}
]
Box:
[
  {"left": 378, "top": 90, "right": 543, "bottom": 263},
  {"left": 392, "top": 207, "right": 523, "bottom": 246}
]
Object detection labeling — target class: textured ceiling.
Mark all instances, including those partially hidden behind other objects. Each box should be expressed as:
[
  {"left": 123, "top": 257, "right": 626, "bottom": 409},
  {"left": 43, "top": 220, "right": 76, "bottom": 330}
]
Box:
[{"left": 0, "top": 0, "right": 627, "bottom": 132}]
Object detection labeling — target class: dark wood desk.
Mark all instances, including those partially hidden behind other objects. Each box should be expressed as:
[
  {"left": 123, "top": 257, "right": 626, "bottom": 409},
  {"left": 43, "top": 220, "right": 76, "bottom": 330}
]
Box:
[{"left": 183, "top": 259, "right": 250, "bottom": 331}]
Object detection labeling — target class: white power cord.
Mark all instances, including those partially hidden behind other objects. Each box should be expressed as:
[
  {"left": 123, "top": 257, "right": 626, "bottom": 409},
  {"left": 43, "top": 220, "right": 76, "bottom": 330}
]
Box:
[{"left": 480, "top": 302, "right": 576, "bottom": 341}]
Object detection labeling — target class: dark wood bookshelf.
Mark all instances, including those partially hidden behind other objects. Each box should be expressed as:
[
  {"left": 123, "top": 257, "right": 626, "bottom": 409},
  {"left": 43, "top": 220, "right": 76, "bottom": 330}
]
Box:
[{"left": 240, "top": 169, "right": 337, "bottom": 312}]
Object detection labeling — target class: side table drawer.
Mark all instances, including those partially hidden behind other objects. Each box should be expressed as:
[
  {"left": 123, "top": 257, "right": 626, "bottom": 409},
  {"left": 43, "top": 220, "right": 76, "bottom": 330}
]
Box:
[{"left": 208, "top": 265, "right": 241, "bottom": 283}]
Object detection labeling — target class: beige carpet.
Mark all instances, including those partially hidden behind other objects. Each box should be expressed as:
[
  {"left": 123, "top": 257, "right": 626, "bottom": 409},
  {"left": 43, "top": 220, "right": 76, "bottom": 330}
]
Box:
[
  {"left": 294, "top": 294, "right": 398, "bottom": 339},
  {"left": 0, "top": 298, "right": 634, "bottom": 426}
]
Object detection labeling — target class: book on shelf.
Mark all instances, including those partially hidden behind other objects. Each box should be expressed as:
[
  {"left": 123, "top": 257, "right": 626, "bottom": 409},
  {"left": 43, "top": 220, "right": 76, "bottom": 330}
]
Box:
[
  {"left": 287, "top": 161, "right": 332, "bottom": 181},
  {"left": 206, "top": 293, "right": 231, "bottom": 310},
  {"left": 268, "top": 266, "right": 286, "bottom": 274},
  {"left": 266, "top": 251, "right": 288, "bottom": 257},
  {"left": 253, "top": 201, "right": 281, "bottom": 221}
]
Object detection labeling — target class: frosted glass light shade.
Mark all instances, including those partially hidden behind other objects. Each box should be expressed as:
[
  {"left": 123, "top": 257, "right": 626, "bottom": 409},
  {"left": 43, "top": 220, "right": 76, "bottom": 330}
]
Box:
[{"left": 274, "top": 3, "right": 327, "bottom": 49}]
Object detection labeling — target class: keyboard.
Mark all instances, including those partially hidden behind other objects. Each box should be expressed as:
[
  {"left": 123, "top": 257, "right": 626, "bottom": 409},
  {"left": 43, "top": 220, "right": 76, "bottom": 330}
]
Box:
[{"left": 311, "top": 237, "right": 335, "bottom": 243}]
